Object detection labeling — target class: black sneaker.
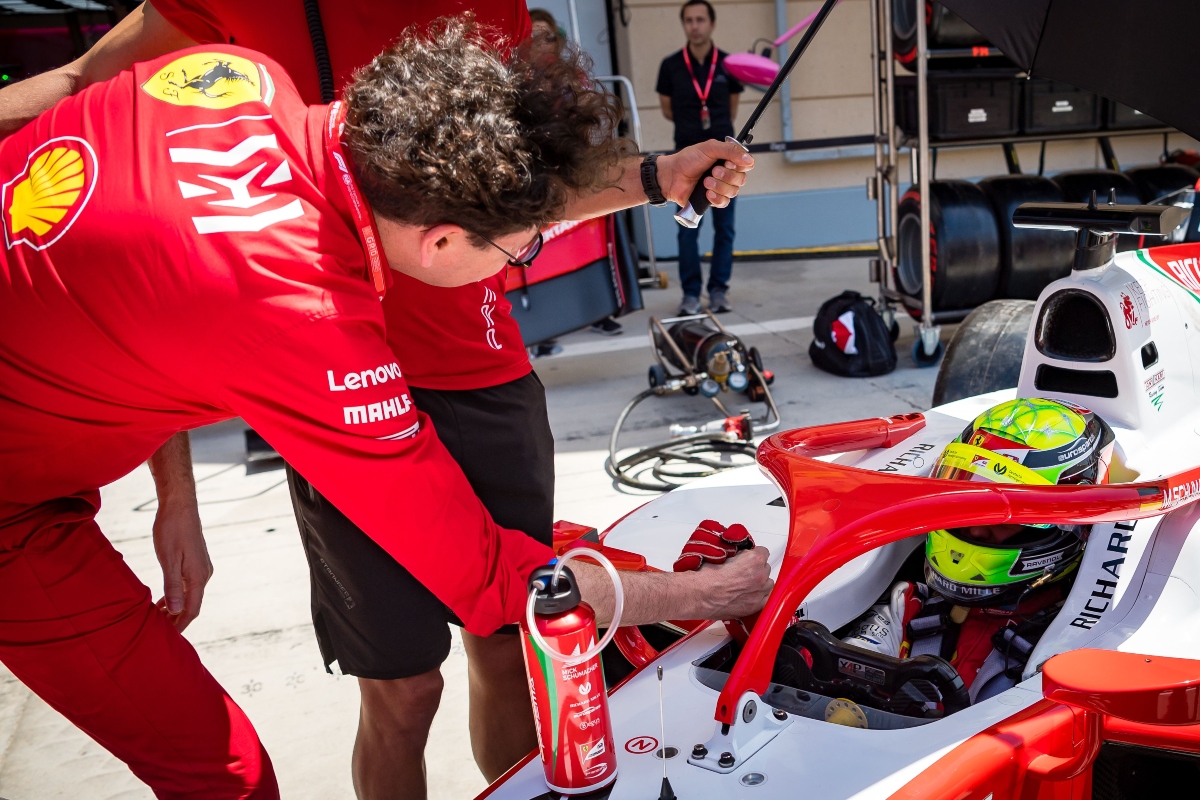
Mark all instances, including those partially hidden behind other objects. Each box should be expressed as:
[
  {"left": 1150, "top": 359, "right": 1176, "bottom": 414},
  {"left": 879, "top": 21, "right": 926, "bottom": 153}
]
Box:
[
  {"left": 590, "top": 317, "right": 624, "bottom": 336},
  {"left": 530, "top": 341, "right": 563, "bottom": 358}
]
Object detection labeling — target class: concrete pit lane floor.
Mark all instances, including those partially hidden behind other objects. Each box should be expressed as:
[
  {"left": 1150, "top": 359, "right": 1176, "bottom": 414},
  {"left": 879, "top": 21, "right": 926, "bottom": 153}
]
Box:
[{"left": 0, "top": 257, "right": 942, "bottom": 799}]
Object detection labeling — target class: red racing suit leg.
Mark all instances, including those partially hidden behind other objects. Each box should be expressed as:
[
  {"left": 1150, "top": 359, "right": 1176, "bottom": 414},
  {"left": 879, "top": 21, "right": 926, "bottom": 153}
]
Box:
[{"left": 0, "top": 494, "right": 278, "bottom": 799}]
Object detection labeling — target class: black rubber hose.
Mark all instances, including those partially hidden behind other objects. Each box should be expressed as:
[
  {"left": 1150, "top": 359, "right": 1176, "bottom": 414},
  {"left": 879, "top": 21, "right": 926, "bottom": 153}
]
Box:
[
  {"left": 605, "top": 390, "right": 757, "bottom": 492},
  {"left": 303, "top": 0, "right": 336, "bottom": 104}
]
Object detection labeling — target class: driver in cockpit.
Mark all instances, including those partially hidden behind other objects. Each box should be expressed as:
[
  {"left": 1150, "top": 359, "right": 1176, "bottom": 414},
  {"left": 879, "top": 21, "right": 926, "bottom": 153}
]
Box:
[{"left": 841, "top": 397, "right": 1116, "bottom": 705}]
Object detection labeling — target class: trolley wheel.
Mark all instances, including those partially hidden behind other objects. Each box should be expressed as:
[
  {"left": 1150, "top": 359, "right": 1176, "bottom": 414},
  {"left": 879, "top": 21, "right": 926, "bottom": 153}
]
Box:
[
  {"left": 648, "top": 364, "right": 668, "bottom": 390},
  {"left": 888, "top": 318, "right": 900, "bottom": 342},
  {"left": 912, "top": 339, "right": 944, "bottom": 368},
  {"left": 747, "top": 346, "right": 764, "bottom": 373},
  {"left": 746, "top": 347, "right": 772, "bottom": 401},
  {"left": 657, "top": 271, "right": 669, "bottom": 289}
]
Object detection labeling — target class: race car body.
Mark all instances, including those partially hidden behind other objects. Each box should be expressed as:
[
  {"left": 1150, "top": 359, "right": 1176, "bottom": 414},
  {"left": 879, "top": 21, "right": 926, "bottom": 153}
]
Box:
[{"left": 482, "top": 237, "right": 1200, "bottom": 799}]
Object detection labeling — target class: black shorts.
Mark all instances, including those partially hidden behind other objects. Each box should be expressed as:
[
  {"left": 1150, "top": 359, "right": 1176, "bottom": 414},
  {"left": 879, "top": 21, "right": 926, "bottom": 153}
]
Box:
[{"left": 286, "top": 371, "right": 554, "bottom": 680}]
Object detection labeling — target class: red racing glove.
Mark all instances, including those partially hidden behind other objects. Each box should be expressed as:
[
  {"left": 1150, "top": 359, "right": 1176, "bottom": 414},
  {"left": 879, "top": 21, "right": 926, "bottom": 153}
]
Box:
[{"left": 673, "top": 519, "right": 755, "bottom": 572}]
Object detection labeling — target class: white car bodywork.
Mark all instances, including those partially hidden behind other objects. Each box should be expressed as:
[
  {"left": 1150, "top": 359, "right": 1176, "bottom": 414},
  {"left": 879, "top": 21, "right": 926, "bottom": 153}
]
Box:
[{"left": 483, "top": 244, "right": 1200, "bottom": 799}]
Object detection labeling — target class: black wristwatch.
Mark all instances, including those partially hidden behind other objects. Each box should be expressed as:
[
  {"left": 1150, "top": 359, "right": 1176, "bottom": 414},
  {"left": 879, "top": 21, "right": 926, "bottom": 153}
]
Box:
[{"left": 640, "top": 154, "right": 667, "bottom": 207}]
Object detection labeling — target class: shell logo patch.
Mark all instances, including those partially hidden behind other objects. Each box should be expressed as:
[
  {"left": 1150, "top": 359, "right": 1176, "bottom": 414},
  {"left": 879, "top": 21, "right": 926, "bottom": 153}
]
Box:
[
  {"left": 141, "top": 53, "right": 273, "bottom": 109},
  {"left": 4, "top": 137, "right": 98, "bottom": 250}
]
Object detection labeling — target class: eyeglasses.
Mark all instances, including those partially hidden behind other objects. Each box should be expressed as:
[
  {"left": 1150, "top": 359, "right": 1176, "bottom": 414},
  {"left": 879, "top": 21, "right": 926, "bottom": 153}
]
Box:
[{"left": 476, "top": 230, "right": 544, "bottom": 268}]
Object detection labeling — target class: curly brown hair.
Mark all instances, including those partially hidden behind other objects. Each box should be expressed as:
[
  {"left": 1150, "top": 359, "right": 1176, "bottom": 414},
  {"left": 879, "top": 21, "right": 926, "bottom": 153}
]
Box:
[{"left": 343, "top": 16, "right": 634, "bottom": 242}]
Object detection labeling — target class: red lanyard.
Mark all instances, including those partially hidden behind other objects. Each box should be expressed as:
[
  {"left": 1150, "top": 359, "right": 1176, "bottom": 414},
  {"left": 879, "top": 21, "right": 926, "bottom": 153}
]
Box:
[
  {"left": 325, "top": 101, "right": 387, "bottom": 298},
  {"left": 681, "top": 45, "right": 718, "bottom": 127}
]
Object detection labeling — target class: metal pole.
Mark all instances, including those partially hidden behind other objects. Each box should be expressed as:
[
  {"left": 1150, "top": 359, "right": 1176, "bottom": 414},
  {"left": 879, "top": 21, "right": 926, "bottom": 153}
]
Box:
[
  {"left": 882, "top": 0, "right": 899, "bottom": 285},
  {"left": 916, "top": 7, "right": 935, "bottom": 342},
  {"left": 869, "top": 0, "right": 894, "bottom": 331},
  {"left": 565, "top": 0, "right": 582, "bottom": 45},
  {"left": 641, "top": 206, "right": 659, "bottom": 277},
  {"left": 776, "top": 0, "right": 792, "bottom": 138},
  {"left": 868, "top": 0, "right": 887, "bottom": 282},
  {"left": 1098, "top": 136, "right": 1120, "bottom": 172},
  {"left": 594, "top": 75, "right": 641, "bottom": 146},
  {"left": 775, "top": 0, "right": 805, "bottom": 164},
  {"left": 595, "top": 74, "right": 658, "bottom": 277}
]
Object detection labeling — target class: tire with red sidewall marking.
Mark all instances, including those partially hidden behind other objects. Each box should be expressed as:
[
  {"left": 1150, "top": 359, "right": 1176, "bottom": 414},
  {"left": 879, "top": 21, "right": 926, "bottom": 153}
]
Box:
[
  {"left": 892, "top": 0, "right": 985, "bottom": 64},
  {"left": 895, "top": 180, "right": 1000, "bottom": 319}
]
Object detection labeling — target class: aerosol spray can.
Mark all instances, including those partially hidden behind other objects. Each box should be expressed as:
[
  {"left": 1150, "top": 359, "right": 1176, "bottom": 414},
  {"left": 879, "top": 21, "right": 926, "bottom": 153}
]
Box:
[{"left": 520, "top": 550, "right": 624, "bottom": 794}]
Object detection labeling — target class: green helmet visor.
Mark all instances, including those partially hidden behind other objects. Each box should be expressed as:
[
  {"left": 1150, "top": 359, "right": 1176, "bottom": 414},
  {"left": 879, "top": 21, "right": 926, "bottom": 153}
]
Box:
[
  {"left": 930, "top": 443, "right": 1058, "bottom": 528},
  {"left": 925, "top": 526, "right": 1083, "bottom": 606},
  {"left": 931, "top": 442, "right": 1054, "bottom": 486}
]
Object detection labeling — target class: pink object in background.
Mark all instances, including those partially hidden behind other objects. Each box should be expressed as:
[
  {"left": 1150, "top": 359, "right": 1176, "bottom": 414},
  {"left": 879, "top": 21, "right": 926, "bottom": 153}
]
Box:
[
  {"left": 724, "top": 52, "right": 780, "bottom": 87},
  {"left": 724, "top": 0, "right": 843, "bottom": 87},
  {"left": 772, "top": 0, "right": 842, "bottom": 48}
]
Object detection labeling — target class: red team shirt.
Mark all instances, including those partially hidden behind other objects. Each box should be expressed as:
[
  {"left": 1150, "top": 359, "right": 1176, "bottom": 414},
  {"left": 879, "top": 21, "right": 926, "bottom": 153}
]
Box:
[
  {"left": 150, "top": 0, "right": 534, "bottom": 390},
  {"left": 0, "top": 46, "right": 550, "bottom": 632}
]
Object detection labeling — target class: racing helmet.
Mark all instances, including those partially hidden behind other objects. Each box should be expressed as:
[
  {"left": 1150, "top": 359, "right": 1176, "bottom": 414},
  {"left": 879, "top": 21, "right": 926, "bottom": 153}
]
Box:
[{"left": 924, "top": 397, "right": 1116, "bottom": 607}]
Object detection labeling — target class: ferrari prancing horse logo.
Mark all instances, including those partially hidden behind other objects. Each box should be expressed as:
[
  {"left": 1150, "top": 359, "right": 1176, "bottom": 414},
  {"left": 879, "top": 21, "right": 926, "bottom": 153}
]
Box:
[
  {"left": 3, "top": 136, "right": 98, "bottom": 251},
  {"left": 141, "top": 52, "right": 272, "bottom": 109}
]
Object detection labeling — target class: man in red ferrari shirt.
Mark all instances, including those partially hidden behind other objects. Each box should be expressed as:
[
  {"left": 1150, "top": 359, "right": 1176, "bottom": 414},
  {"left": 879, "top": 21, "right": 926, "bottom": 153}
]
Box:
[
  {"left": 0, "top": 3, "right": 706, "bottom": 794},
  {"left": 0, "top": 20, "right": 767, "bottom": 800}
]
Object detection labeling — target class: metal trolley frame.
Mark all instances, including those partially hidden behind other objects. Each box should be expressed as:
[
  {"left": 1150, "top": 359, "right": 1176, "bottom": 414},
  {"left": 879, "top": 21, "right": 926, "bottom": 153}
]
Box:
[{"left": 865, "top": 0, "right": 1175, "bottom": 360}]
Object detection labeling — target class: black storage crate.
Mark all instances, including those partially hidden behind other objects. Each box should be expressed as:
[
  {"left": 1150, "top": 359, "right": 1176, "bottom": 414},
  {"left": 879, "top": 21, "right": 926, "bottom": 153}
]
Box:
[
  {"left": 1106, "top": 100, "right": 1162, "bottom": 130},
  {"left": 1023, "top": 80, "right": 1100, "bottom": 134},
  {"left": 896, "top": 73, "right": 1020, "bottom": 141}
]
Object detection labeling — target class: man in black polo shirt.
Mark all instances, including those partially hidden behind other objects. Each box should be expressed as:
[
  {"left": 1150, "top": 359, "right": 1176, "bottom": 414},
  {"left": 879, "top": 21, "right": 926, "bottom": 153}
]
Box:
[{"left": 657, "top": 0, "right": 744, "bottom": 315}]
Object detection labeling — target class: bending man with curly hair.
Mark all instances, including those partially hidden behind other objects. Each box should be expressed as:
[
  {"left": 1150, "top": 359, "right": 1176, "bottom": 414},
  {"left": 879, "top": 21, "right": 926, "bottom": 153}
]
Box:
[{"left": 0, "top": 17, "right": 767, "bottom": 799}]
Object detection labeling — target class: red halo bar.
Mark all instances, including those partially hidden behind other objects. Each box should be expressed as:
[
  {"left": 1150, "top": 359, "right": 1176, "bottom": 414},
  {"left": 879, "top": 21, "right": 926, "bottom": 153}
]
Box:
[{"left": 713, "top": 413, "right": 1200, "bottom": 725}]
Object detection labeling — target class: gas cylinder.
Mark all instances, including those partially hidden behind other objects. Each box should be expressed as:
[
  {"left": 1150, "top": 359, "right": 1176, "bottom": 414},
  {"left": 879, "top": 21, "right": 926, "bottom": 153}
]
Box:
[
  {"left": 655, "top": 319, "right": 749, "bottom": 390},
  {"left": 520, "top": 551, "right": 623, "bottom": 794}
]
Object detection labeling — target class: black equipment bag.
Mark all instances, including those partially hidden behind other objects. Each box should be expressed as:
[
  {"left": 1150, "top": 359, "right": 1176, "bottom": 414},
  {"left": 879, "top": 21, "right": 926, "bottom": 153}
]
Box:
[{"left": 809, "top": 291, "right": 897, "bottom": 377}]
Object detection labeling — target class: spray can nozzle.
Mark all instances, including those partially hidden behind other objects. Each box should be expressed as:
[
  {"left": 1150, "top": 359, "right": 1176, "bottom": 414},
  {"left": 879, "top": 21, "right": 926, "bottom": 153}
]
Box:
[
  {"left": 528, "top": 564, "right": 582, "bottom": 615},
  {"left": 527, "top": 550, "right": 624, "bottom": 665}
]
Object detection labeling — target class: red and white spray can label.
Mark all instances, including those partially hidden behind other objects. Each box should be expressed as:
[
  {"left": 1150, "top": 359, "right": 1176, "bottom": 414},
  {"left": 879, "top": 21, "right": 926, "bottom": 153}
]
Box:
[{"left": 520, "top": 603, "right": 618, "bottom": 794}]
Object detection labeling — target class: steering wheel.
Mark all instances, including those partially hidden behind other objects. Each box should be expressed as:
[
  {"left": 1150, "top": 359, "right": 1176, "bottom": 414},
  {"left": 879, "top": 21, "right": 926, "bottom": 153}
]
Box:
[{"left": 772, "top": 621, "right": 970, "bottom": 717}]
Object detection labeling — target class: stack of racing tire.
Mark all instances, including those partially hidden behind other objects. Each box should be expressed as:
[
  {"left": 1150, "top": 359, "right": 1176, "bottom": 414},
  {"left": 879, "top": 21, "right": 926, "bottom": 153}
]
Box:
[
  {"left": 893, "top": 163, "right": 1200, "bottom": 319},
  {"left": 889, "top": 1, "right": 1200, "bottom": 319}
]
